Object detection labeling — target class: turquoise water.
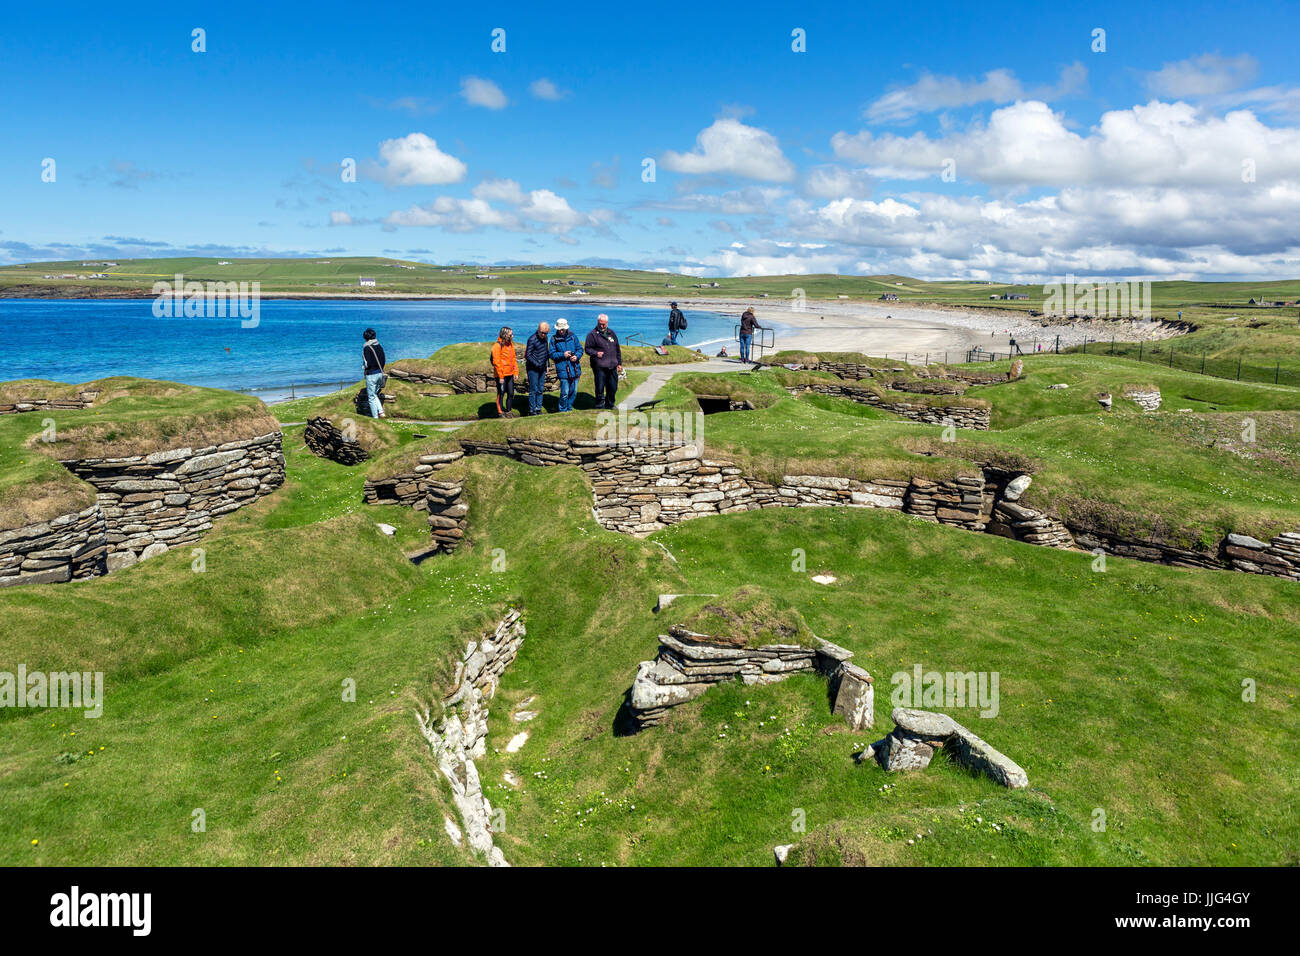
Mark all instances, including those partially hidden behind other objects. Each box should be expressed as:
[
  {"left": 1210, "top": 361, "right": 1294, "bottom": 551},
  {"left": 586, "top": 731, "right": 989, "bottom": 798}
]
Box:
[{"left": 1, "top": 298, "right": 757, "bottom": 401}]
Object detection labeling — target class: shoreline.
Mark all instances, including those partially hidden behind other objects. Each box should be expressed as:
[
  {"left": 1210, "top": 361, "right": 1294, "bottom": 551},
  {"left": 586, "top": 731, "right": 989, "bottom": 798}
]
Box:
[{"left": 1, "top": 291, "right": 1188, "bottom": 393}]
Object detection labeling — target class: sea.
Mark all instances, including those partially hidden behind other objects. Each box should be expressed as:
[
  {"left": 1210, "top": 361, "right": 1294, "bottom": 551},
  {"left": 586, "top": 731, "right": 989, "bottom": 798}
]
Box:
[{"left": 0, "top": 298, "right": 763, "bottom": 402}]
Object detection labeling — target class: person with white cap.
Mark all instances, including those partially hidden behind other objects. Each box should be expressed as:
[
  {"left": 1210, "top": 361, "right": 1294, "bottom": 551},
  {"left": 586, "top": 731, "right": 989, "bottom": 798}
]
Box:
[{"left": 548, "top": 317, "right": 583, "bottom": 412}]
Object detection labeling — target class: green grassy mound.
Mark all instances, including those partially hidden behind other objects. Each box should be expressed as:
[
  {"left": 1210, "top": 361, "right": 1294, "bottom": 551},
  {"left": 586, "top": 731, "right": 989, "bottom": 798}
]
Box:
[
  {"left": 663, "top": 586, "right": 819, "bottom": 649},
  {"left": 0, "top": 378, "right": 277, "bottom": 530}
]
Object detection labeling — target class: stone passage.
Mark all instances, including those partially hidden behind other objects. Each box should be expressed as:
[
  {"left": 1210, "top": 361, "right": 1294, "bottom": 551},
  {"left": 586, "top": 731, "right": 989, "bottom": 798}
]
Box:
[
  {"left": 0, "top": 389, "right": 99, "bottom": 415},
  {"left": 859, "top": 707, "right": 1028, "bottom": 789},
  {"left": 61, "top": 431, "right": 285, "bottom": 573},
  {"left": 416, "top": 609, "right": 525, "bottom": 867},
  {"left": 626, "top": 624, "right": 872, "bottom": 732},
  {"left": 304, "top": 416, "right": 368, "bottom": 466}
]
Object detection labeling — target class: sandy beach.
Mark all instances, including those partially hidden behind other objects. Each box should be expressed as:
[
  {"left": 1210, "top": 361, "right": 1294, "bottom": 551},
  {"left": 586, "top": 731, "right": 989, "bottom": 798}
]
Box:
[{"left": 516, "top": 294, "right": 1184, "bottom": 360}]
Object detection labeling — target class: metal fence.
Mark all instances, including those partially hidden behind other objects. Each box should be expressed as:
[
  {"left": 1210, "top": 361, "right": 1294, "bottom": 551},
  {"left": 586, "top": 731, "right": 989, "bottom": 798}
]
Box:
[{"left": 1069, "top": 337, "right": 1300, "bottom": 387}]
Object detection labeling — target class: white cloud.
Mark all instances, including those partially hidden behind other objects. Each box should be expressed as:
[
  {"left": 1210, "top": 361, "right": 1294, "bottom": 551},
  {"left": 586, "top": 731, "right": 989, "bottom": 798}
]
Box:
[
  {"left": 473, "top": 178, "right": 526, "bottom": 204},
  {"left": 385, "top": 184, "right": 596, "bottom": 234},
  {"left": 363, "top": 133, "right": 467, "bottom": 186},
  {"left": 529, "top": 78, "right": 567, "bottom": 101},
  {"left": 864, "top": 63, "right": 1086, "bottom": 124},
  {"left": 385, "top": 197, "right": 515, "bottom": 231},
  {"left": 460, "top": 76, "right": 508, "bottom": 110},
  {"left": 648, "top": 186, "right": 787, "bottom": 216},
  {"left": 328, "top": 210, "right": 353, "bottom": 226},
  {"left": 661, "top": 118, "right": 796, "bottom": 182},
  {"left": 832, "top": 99, "right": 1300, "bottom": 187},
  {"left": 803, "top": 165, "right": 874, "bottom": 199},
  {"left": 1143, "top": 54, "right": 1258, "bottom": 98}
]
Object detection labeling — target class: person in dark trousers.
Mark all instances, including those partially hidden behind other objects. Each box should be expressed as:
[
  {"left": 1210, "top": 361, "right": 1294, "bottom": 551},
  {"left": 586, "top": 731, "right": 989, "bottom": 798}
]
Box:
[
  {"left": 584, "top": 313, "right": 623, "bottom": 409},
  {"left": 524, "top": 321, "right": 551, "bottom": 415},
  {"left": 667, "top": 301, "right": 687, "bottom": 345},
  {"left": 490, "top": 327, "right": 518, "bottom": 418},
  {"left": 738, "top": 308, "right": 763, "bottom": 363},
  {"left": 362, "top": 328, "right": 387, "bottom": 418},
  {"left": 549, "top": 317, "right": 583, "bottom": 412},
  {"left": 1009, "top": 336, "right": 1023, "bottom": 355}
]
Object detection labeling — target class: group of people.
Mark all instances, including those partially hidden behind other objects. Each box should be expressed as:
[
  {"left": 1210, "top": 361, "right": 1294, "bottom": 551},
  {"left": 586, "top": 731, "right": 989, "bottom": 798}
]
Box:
[
  {"left": 487, "top": 313, "right": 623, "bottom": 417},
  {"left": 360, "top": 300, "right": 767, "bottom": 419}
]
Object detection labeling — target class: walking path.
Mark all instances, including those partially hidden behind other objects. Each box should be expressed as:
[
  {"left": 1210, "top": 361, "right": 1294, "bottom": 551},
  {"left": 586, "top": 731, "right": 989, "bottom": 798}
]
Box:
[{"left": 618, "top": 358, "right": 758, "bottom": 410}]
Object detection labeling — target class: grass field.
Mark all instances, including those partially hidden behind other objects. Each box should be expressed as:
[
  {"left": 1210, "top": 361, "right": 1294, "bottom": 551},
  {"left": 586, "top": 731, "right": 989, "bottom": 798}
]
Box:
[
  {"left": 3, "top": 347, "right": 1300, "bottom": 867},
  {"left": 2, "top": 419, "right": 1297, "bottom": 866}
]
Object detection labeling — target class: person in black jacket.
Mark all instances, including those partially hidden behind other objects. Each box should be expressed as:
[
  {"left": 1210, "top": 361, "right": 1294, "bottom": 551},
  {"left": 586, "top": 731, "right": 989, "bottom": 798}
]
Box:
[
  {"left": 667, "top": 301, "right": 687, "bottom": 345},
  {"left": 584, "top": 313, "right": 623, "bottom": 409},
  {"left": 524, "top": 321, "right": 551, "bottom": 415},
  {"left": 738, "top": 308, "right": 763, "bottom": 363},
  {"left": 362, "top": 328, "right": 386, "bottom": 418}
]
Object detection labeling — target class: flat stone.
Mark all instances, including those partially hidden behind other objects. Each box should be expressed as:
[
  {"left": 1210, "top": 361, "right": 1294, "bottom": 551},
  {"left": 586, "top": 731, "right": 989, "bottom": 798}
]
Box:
[{"left": 892, "top": 708, "right": 957, "bottom": 738}]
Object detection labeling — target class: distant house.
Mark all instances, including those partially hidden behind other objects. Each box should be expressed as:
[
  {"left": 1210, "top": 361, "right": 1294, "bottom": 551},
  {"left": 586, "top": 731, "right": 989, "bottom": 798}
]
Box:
[
  {"left": 540, "top": 278, "right": 564, "bottom": 285},
  {"left": 1003, "top": 293, "right": 1029, "bottom": 300},
  {"left": 880, "top": 293, "right": 900, "bottom": 301},
  {"left": 1249, "top": 297, "right": 1287, "bottom": 306},
  {"left": 476, "top": 274, "right": 500, "bottom": 280},
  {"left": 358, "top": 277, "right": 376, "bottom": 287}
]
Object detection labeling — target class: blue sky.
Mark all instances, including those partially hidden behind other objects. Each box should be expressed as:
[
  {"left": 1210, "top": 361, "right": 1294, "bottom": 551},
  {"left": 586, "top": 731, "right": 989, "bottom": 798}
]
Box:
[{"left": 3, "top": 0, "right": 1299, "bottom": 280}]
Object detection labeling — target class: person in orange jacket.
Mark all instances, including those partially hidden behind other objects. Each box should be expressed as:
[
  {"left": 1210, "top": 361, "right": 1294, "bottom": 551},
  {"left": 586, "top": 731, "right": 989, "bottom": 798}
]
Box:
[{"left": 490, "top": 327, "right": 518, "bottom": 418}]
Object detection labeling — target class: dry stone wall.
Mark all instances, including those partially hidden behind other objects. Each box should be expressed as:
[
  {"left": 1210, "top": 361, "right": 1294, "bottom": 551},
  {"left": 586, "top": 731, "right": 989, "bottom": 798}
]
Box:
[
  {"left": 363, "top": 450, "right": 466, "bottom": 507},
  {"left": 416, "top": 609, "right": 525, "bottom": 867},
  {"left": 789, "top": 360, "right": 1012, "bottom": 388},
  {"left": 628, "top": 624, "right": 872, "bottom": 732},
  {"left": 425, "top": 480, "right": 468, "bottom": 552},
  {"left": 304, "top": 416, "right": 368, "bottom": 466},
  {"left": 368, "top": 435, "right": 1300, "bottom": 585},
  {"left": 0, "top": 389, "right": 99, "bottom": 415},
  {"left": 789, "top": 383, "right": 992, "bottom": 430},
  {"left": 389, "top": 365, "right": 557, "bottom": 393},
  {"left": 1122, "top": 386, "right": 1162, "bottom": 411},
  {"left": 0, "top": 505, "right": 107, "bottom": 587},
  {"left": 61, "top": 432, "right": 285, "bottom": 572}
]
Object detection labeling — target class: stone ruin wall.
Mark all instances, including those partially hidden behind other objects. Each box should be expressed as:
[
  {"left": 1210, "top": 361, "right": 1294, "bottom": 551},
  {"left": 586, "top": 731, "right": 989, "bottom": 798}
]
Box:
[
  {"left": 417, "top": 608, "right": 525, "bottom": 867},
  {"left": 789, "top": 382, "right": 992, "bottom": 430},
  {"left": 1, "top": 431, "right": 285, "bottom": 587},
  {"left": 364, "top": 434, "right": 1300, "bottom": 584},
  {"left": 0, "top": 388, "right": 100, "bottom": 415}
]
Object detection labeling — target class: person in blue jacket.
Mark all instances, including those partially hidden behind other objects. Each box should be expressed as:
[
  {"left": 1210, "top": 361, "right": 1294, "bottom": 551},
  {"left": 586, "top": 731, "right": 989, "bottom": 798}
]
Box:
[{"left": 548, "top": 317, "right": 583, "bottom": 412}]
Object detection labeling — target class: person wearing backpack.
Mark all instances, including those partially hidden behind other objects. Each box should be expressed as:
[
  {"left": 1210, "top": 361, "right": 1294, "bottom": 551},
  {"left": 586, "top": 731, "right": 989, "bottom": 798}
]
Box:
[
  {"left": 490, "top": 327, "right": 518, "bottom": 418},
  {"left": 548, "top": 318, "right": 583, "bottom": 412},
  {"left": 667, "top": 301, "right": 687, "bottom": 345},
  {"left": 362, "top": 328, "right": 387, "bottom": 418}
]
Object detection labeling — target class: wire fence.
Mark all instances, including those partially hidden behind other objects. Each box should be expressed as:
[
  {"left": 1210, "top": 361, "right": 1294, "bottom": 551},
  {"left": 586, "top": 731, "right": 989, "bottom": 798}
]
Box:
[
  {"left": 964, "top": 336, "right": 1300, "bottom": 387},
  {"left": 1069, "top": 337, "right": 1300, "bottom": 387}
]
